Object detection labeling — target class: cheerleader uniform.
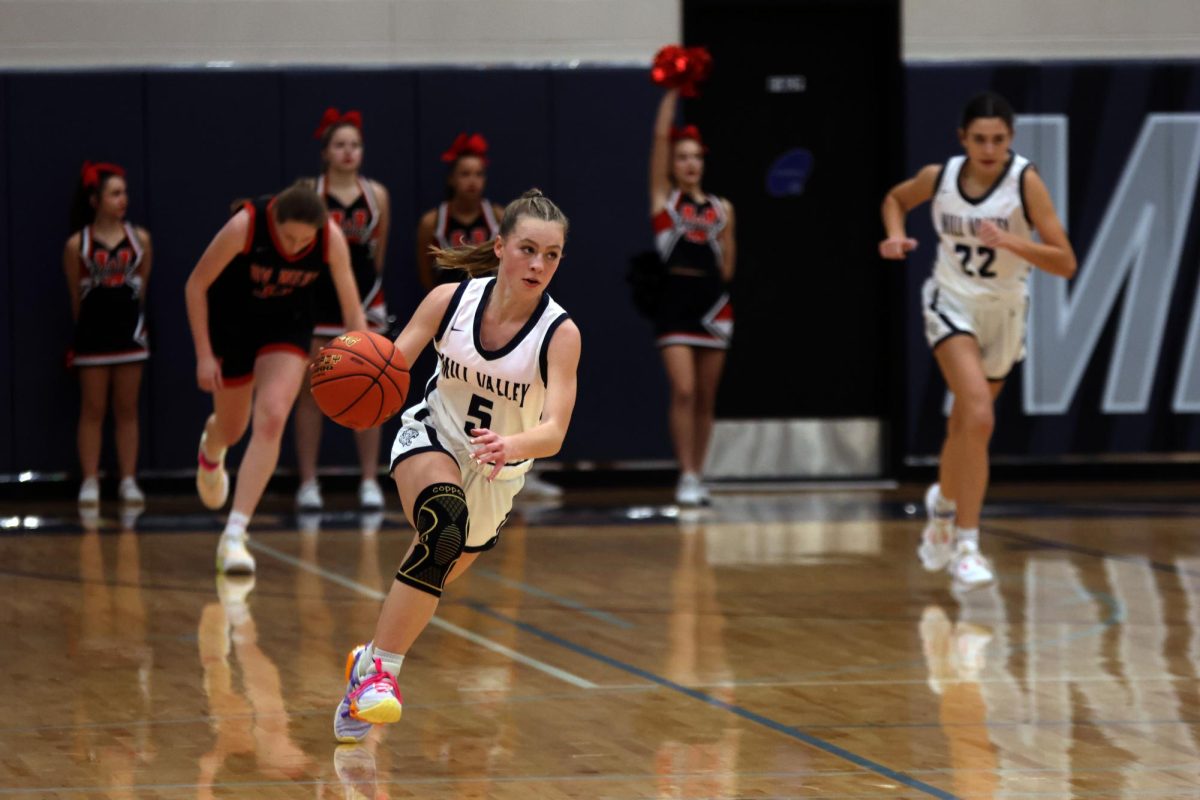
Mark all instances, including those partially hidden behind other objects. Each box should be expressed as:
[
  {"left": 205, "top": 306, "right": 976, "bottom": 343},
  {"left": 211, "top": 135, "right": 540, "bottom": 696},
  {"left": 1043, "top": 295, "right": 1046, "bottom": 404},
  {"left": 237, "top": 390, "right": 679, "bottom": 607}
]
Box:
[
  {"left": 652, "top": 189, "right": 733, "bottom": 349},
  {"left": 206, "top": 196, "right": 330, "bottom": 385},
  {"left": 73, "top": 222, "right": 149, "bottom": 366},
  {"left": 431, "top": 200, "right": 500, "bottom": 285},
  {"left": 312, "top": 175, "right": 388, "bottom": 336}
]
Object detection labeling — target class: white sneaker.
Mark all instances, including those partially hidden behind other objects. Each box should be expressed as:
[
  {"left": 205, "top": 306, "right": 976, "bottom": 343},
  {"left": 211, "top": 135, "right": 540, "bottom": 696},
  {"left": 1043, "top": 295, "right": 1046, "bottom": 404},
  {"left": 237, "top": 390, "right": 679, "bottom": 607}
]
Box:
[
  {"left": 78, "top": 477, "right": 100, "bottom": 506},
  {"left": 196, "top": 431, "right": 229, "bottom": 510},
  {"left": 521, "top": 472, "right": 563, "bottom": 499},
  {"left": 950, "top": 542, "right": 994, "bottom": 590},
  {"left": 358, "top": 479, "right": 384, "bottom": 510},
  {"left": 297, "top": 479, "right": 324, "bottom": 511},
  {"left": 918, "top": 484, "right": 956, "bottom": 571},
  {"left": 675, "top": 472, "right": 704, "bottom": 506},
  {"left": 216, "top": 533, "right": 256, "bottom": 574},
  {"left": 918, "top": 523, "right": 955, "bottom": 572},
  {"left": 118, "top": 476, "right": 145, "bottom": 506}
]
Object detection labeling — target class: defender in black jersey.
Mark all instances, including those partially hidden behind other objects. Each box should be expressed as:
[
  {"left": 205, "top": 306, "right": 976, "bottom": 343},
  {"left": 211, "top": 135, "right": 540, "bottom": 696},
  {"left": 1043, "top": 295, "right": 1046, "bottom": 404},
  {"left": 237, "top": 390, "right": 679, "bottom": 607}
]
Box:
[
  {"left": 647, "top": 89, "right": 737, "bottom": 507},
  {"left": 295, "top": 110, "right": 395, "bottom": 512},
  {"left": 415, "top": 132, "right": 505, "bottom": 290},
  {"left": 65, "top": 161, "right": 152, "bottom": 507},
  {"left": 185, "top": 182, "right": 366, "bottom": 575}
]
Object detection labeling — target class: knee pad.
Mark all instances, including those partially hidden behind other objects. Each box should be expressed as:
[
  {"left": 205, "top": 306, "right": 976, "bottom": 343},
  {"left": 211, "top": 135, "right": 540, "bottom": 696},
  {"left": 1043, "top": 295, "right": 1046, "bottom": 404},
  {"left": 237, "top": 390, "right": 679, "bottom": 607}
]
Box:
[{"left": 395, "top": 483, "right": 468, "bottom": 597}]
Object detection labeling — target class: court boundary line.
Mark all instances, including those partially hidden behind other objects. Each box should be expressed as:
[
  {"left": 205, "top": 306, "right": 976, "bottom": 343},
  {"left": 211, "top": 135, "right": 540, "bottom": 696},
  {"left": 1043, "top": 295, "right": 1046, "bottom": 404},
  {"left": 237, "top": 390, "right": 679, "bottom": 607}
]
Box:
[
  {"left": 469, "top": 565, "right": 635, "bottom": 628},
  {"left": 465, "top": 601, "right": 960, "bottom": 800},
  {"left": 247, "top": 539, "right": 598, "bottom": 689}
]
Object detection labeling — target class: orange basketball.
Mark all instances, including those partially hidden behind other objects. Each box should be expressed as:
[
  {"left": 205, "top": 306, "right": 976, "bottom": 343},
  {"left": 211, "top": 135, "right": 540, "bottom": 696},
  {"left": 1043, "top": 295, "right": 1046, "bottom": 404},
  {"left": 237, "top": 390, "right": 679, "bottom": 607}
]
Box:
[{"left": 310, "top": 331, "right": 410, "bottom": 430}]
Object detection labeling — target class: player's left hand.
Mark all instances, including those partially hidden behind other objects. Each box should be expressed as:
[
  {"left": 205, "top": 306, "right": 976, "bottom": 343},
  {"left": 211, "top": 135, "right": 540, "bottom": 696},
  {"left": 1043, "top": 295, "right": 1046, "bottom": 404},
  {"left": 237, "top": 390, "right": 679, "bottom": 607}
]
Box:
[
  {"left": 978, "top": 221, "right": 1009, "bottom": 250},
  {"left": 470, "top": 428, "right": 509, "bottom": 481}
]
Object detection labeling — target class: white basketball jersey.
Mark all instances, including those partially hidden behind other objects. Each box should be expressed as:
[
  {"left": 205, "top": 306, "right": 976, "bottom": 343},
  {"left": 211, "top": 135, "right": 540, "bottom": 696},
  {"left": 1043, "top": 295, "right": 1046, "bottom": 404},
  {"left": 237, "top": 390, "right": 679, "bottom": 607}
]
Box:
[
  {"left": 417, "top": 277, "right": 570, "bottom": 480},
  {"left": 931, "top": 153, "right": 1034, "bottom": 300}
]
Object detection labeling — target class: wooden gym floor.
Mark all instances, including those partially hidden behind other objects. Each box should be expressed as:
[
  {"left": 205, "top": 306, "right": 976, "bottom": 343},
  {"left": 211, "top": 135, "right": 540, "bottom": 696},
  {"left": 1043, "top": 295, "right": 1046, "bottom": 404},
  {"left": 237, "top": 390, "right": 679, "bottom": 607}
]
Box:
[{"left": 2, "top": 481, "right": 1200, "bottom": 799}]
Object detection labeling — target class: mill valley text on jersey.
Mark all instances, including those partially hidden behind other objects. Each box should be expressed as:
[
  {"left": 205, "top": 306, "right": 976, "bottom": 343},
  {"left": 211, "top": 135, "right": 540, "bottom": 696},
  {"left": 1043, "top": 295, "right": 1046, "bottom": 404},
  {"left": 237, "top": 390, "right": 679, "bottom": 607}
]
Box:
[{"left": 438, "top": 353, "right": 532, "bottom": 408}]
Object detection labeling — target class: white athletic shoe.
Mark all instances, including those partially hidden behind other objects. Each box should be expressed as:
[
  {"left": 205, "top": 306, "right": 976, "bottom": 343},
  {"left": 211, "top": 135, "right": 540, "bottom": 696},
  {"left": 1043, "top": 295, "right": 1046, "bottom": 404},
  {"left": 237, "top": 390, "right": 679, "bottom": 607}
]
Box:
[
  {"left": 521, "top": 472, "right": 563, "bottom": 499},
  {"left": 918, "top": 484, "right": 956, "bottom": 571},
  {"left": 196, "top": 431, "right": 229, "bottom": 510},
  {"left": 78, "top": 477, "right": 100, "bottom": 507},
  {"left": 118, "top": 476, "right": 145, "bottom": 506},
  {"left": 675, "top": 473, "right": 705, "bottom": 506},
  {"left": 216, "top": 533, "right": 256, "bottom": 574},
  {"left": 296, "top": 479, "right": 324, "bottom": 511},
  {"left": 950, "top": 542, "right": 994, "bottom": 590},
  {"left": 358, "top": 479, "right": 384, "bottom": 510}
]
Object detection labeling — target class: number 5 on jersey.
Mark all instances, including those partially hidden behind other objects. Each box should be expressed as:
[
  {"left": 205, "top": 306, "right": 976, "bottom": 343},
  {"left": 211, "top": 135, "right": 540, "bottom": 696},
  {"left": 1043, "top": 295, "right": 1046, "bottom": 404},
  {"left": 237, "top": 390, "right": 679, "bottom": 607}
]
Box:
[{"left": 465, "top": 394, "right": 494, "bottom": 435}]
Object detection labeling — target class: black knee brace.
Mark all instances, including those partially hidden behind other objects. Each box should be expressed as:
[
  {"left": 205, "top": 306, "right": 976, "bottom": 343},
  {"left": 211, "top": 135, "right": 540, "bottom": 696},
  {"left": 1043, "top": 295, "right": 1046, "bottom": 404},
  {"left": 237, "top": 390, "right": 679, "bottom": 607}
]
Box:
[{"left": 395, "top": 483, "right": 468, "bottom": 597}]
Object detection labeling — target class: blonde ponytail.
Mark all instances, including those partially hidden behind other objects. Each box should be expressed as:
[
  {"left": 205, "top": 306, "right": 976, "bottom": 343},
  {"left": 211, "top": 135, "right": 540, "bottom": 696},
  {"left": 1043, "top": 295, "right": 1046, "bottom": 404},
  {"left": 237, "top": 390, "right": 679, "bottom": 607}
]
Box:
[{"left": 431, "top": 188, "right": 569, "bottom": 278}]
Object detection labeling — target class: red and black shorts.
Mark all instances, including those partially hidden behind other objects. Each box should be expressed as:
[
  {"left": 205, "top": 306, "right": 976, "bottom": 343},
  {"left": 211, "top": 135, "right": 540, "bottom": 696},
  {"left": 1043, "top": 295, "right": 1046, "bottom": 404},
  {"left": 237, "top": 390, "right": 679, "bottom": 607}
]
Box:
[{"left": 209, "top": 305, "right": 312, "bottom": 386}]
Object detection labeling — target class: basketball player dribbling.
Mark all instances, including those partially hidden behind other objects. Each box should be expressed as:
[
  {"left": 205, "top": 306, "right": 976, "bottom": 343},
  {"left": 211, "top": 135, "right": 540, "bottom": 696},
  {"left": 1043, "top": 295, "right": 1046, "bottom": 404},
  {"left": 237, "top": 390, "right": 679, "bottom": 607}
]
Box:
[
  {"left": 184, "top": 183, "right": 366, "bottom": 574},
  {"left": 879, "top": 92, "right": 1077, "bottom": 589},
  {"left": 331, "top": 189, "right": 581, "bottom": 743},
  {"left": 293, "top": 108, "right": 394, "bottom": 514}
]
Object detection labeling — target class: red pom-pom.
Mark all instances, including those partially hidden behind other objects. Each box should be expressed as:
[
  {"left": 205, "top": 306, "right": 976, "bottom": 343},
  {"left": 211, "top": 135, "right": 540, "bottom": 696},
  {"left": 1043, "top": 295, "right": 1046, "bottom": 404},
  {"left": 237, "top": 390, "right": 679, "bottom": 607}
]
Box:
[{"left": 650, "top": 44, "right": 713, "bottom": 97}]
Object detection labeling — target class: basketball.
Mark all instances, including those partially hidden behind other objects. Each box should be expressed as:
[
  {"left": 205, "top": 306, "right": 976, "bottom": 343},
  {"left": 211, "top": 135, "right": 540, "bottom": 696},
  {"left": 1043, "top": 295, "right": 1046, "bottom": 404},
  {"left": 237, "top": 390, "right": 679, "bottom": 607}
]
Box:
[{"left": 310, "top": 331, "right": 410, "bottom": 430}]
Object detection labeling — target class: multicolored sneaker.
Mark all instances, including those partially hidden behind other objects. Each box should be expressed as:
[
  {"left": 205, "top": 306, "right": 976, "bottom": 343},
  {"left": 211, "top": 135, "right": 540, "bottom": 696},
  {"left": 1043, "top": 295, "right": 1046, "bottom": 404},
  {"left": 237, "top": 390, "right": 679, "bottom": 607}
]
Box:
[{"left": 334, "top": 644, "right": 402, "bottom": 743}]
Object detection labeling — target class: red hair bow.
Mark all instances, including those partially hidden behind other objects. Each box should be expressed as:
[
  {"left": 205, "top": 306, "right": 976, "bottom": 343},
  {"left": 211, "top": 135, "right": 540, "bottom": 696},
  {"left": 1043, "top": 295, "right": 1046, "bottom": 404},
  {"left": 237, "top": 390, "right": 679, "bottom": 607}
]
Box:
[
  {"left": 650, "top": 45, "right": 713, "bottom": 98},
  {"left": 670, "top": 125, "right": 707, "bottom": 151},
  {"left": 314, "top": 107, "right": 363, "bottom": 140},
  {"left": 81, "top": 161, "right": 125, "bottom": 189},
  {"left": 441, "top": 133, "right": 489, "bottom": 165}
]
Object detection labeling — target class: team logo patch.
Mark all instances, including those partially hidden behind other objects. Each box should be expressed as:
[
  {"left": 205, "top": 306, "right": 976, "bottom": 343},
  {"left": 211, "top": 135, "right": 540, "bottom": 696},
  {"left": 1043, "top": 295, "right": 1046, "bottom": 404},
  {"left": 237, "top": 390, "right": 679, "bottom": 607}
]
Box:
[{"left": 398, "top": 427, "right": 420, "bottom": 447}]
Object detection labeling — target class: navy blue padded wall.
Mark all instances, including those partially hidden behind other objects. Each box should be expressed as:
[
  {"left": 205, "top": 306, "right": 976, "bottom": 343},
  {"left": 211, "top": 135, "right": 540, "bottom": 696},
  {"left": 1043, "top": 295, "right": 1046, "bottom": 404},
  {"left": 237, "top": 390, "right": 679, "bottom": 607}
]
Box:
[
  {"left": 280, "top": 70, "right": 419, "bottom": 467},
  {"left": 0, "top": 77, "right": 10, "bottom": 473},
  {"left": 145, "top": 72, "right": 285, "bottom": 471},
  {"left": 550, "top": 69, "right": 670, "bottom": 460},
  {"left": 415, "top": 70, "right": 554, "bottom": 215},
  {"left": 7, "top": 73, "right": 148, "bottom": 473}
]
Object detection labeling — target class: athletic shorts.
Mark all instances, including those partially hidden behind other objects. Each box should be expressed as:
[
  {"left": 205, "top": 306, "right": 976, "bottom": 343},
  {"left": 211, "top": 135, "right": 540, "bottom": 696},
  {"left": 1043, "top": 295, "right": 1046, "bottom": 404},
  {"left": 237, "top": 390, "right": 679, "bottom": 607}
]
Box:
[
  {"left": 209, "top": 304, "right": 312, "bottom": 385},
  {"left": 389, "top": 404, "right": 523, "bottom": 552},
  {"left": 654, "top": 272, "right": 734, "bottom": 350},
  {"left": 922, "top": 277, "right": 1027, "bottom": 381}
]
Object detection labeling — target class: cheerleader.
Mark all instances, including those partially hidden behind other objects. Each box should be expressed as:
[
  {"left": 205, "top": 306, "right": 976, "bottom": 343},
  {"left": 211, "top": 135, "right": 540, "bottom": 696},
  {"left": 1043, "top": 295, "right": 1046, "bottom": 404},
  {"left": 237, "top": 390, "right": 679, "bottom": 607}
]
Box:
[
  {"left": 64, "top": 161, "right": 151, "bottom": 506},
  {"left": 293, "top": 108, "right": 393, "bottom": 512}
]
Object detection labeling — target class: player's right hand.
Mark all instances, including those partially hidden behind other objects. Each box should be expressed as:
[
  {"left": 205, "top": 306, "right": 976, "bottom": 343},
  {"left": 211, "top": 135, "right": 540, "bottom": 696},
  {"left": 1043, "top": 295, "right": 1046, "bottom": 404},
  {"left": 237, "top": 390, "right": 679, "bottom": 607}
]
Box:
[
  {"left": 879, "top": 237, "right": 918, "bottom": 260},
  {"left": 197, "top": 355, "right": 223, "bottom": 393}
]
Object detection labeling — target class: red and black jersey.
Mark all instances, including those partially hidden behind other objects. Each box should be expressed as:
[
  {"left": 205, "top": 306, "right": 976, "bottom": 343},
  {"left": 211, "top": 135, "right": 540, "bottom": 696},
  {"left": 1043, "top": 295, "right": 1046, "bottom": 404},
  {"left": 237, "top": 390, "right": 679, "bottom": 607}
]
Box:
[
  {"left": 317, "top": 174, "right": 380, "bottom": 295},
  {"left": 434, "top": 200, "right": 499, "bottom": 250},
  {"left": 652, "top": 189, "right": 728, "bottom": 277},
  {"left": 208, "top": 195, "right": 329, "bottom": 312},
  {"left": 432, "top": 200, "right": 500, "bottom": 286},
  {"left": 79, "top": 222, "right": 144, "bottom": 300}
]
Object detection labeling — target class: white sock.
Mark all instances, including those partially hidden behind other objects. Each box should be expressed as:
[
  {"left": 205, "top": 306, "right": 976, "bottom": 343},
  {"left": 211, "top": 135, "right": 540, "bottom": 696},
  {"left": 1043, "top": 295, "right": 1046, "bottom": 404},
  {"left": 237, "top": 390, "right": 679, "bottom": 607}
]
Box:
[
  {"left": 223, "top": 511, "right": 250, "bottom": 539},
  {"left": 358, "top": 642, "right": 405, "bottom": 680},
  {"left": 956, "top": 527, "right": 979, "bottom": 548}
]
